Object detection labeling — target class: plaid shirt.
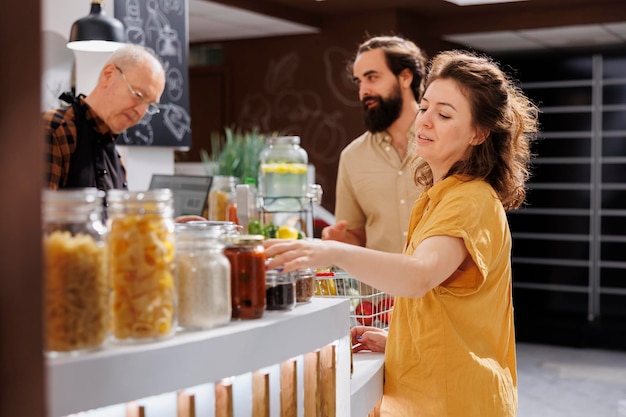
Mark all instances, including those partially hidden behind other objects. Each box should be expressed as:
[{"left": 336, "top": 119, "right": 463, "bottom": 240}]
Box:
[{"left": 43, "top": 97, "right": 125, "bottom": 189}]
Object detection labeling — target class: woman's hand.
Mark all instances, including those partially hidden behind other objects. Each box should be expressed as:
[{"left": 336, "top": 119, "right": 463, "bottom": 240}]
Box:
[
  {"left": 264, "top": 238, "right": 343, "bottom": 272},
  {"left": 351, "top": 326, "right": 387, "bottom": 353}
]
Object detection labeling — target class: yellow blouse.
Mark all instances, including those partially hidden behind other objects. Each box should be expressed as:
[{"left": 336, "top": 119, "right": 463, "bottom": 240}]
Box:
[{"left": 381, "top": 175, "right": 518, "bottom": 417}]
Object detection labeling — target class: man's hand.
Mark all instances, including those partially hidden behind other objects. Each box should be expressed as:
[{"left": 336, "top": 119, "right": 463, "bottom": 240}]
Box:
[{"left": 322, "top": 220, "right": 366, "bottom": 246}]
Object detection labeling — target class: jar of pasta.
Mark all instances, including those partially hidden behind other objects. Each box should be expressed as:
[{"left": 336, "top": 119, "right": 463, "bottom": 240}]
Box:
[
  {"left": 223, "top": 234, "right": 266, "bottom": 319},
  {"left": 175, "top": 223, "right": 231, "bottom": 330},
  {"left": 42, "top": 188, "right": 109, "bottom": 356},
  {"left": 106, "top": 189, "right": 177, "bottom": 343},
  {"left": 208, "top": 176, "right": 239, "bottom": 222}
]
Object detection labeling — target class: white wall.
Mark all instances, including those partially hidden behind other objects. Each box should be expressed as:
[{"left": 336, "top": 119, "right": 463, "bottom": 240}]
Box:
[{"left": 42, "top": 0, "right": 175, "bottom": 191}]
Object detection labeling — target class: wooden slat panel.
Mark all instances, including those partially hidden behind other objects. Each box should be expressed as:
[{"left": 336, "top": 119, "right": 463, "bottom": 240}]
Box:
[
  {"left": 253, "top": 371, "right": 270, "bottom": 417},
  {"left": 280, "top": 359, "right": 298, "bottom": 417},
  {"left": 215, "top": 379, "right": 234, "bottom": 417},
  {"left": 177, "top": 391, "right": 196, "bottom": 417},
  {"left": 126, "top": 402, "right": 145, "bottom": 417},
  {"left": 320, "top": 344, "right": 336, "bottom": 417},
  {"left": 304, "top": 350, "right": 321, "bottom": 417}
]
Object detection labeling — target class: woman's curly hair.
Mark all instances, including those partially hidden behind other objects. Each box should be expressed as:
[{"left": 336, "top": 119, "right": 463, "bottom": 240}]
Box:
[{"left": 413, "top": 50, "right": 540, "bottom": 211}]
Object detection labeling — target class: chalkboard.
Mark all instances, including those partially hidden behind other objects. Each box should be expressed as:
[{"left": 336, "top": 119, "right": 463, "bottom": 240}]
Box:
[{"left": 114, "top": 0, "right": 191, "bottom": 148}]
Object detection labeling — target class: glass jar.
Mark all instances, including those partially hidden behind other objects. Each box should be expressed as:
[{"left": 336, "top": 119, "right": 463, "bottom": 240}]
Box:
[
  {"left": 42, "top": 188, "right": 109, "bottom": 356},
  {"left": 258, "top": 136, "right": 308, "bottom": 212},
  {"left": 175, "top": 223, "right": 231, "bottom": 330},
  {"left": 266, "top": 268, "right": 296, "bottom": 311},
  {"left": 188, "top": 220, "right": 243, "bottom": 236},
  {"left": 208, "top": 176, "right": 239, "bottom": 222},
  {"left": 106, "top": 189, "right": 177, "bottom": 343},
  {"left": 296, "top": 268, "right": 315, "bottom": 303},
  {"left": 223, "top": 234, "right": 266, "bottom": 319}
]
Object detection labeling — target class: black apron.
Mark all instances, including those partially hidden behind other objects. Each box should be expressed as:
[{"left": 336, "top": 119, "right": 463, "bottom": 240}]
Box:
[{"left": 59, "top": 92, "right": 128, "bottom": 192}]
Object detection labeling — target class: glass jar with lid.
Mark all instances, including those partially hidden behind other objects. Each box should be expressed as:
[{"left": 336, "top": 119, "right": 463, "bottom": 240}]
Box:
[
  {"left": 266, "top": 268, "right": 297, "bottom": 311},
  {"left": 175, "top": 223, "right": 231, "bottom": 330},
  {"left": 223, "top": 234, "right": 266, "bottom": 319},
  {"left": 42, "top": 188, "right": 109, "bottom": 356},
  {"left": 106, "top": 189, "right": 177, "bottom": 343},
  {"left": 208, "top": 175, "right": 239, "bottom": 222},
  {"left": 258, "top": 136, "right": 308, "bottom": 212},
  {"left": 296, "top": 268, "right": 315, "bottom": 303},
  {"left": 188, "top": 220, "right": 243, "bottom": 236}
]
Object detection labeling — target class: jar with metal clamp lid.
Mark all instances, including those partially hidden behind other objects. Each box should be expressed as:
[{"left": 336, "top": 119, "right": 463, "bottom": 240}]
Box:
[
  {"left": 106, "top": 189, "right": 177, "bottom": 343},
  {"left": 175, "top": 223, "right": 231, "bottom": 330},
  {"left": 223, "top": 234, "right": 266, "bottom": 319},
  {"left": 42, "top": 188, "right": 109, "bottom": 356}
]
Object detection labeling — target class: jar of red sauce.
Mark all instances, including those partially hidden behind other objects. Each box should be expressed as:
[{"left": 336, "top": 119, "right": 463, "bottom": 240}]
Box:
[{"left": 223, "top": 234, "right": 266, "bottom": 319}]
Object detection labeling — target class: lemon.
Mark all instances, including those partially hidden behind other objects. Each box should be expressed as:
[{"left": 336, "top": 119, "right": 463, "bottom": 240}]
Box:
[{"left": 277, "top": 225, "right": 300, "bottom": 240}]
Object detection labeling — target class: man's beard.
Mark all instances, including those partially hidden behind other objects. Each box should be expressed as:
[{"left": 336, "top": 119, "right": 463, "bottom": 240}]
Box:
[{"left": 362, "top": 85, "right": 403, "bottom": 133}]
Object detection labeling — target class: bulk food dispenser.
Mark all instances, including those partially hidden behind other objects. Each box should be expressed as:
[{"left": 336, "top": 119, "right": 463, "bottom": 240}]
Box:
[
  {"left": 236, "top": 135, "right": 322, "bottom": 240},
  {"left": 235, "top": 135, "right": 322, "bottom": 303}
]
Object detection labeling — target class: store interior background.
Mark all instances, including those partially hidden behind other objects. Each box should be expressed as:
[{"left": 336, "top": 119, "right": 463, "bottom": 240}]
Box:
[{"left": 2, "top": 0, "right": 626, "bottom": 416}]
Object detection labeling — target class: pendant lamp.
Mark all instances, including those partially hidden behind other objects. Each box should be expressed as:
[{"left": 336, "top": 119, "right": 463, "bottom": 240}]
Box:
[{"left": 67, "top": 0, "right": 126, "bottom": 52}]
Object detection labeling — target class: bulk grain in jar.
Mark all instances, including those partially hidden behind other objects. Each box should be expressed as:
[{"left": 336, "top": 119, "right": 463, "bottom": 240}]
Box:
[
  {"left": 42, "top": 188, "right": 109, "bottom": 356},
  {"left": 107, "top": 189, "right": 177, "bottom": 342},
  {"left": 175, "top": 223, "right": 231, "bottom": 330},
  {"left": 223, "top": 235, "right": 266, "bottom": 319}
]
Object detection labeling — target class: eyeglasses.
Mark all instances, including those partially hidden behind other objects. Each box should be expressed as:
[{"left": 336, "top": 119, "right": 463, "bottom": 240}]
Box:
[{"left": 115, "top": 65, "right": 160, "bottom": 115}]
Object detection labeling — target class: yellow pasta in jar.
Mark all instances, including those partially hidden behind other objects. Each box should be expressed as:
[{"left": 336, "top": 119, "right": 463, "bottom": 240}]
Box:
[
  {"left": 44, "top": 230, "right": 108, "bottom": 353},
  {"left": 109, "top": 213, "right": 176, "bottom": 340}
]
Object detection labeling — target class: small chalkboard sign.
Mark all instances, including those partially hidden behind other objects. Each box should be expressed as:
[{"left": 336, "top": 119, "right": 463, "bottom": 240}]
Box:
[{"left": 114, "top": 0, "right": 191, "bottom": 148}]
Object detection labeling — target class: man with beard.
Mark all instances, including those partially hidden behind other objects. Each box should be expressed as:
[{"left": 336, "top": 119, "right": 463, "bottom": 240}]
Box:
[{"left": 322, "top": 35, "right": 427, "bottom": 253}]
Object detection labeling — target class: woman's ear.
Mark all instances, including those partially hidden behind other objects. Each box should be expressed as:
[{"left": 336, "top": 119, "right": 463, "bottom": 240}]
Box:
[{"left": 471, "top": 127, "right": 489, "bottom": 145}]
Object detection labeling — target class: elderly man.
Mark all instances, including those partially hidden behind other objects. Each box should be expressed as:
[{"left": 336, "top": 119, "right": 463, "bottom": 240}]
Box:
[{"left": 44, "top": 44, "right": 165, "bottom": 191}]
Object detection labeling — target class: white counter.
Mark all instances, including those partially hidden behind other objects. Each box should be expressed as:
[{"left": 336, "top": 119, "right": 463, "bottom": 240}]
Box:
[
  {"left": 47, "top": 298, "right": 351, "bottom": 417},
  {"left": 350, "top": 352, "right": 385, "bottom": 417}
]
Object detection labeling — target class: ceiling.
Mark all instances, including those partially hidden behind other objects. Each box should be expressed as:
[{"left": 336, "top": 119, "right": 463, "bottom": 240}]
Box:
[{"left": 189, "top": 0, "right": 626, "bottom": 53}]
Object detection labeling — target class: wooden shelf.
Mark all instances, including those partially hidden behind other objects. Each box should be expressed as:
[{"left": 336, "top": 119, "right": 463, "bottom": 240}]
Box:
[{"left": 47, "top": 298, "right": 350, "bottom": 417}]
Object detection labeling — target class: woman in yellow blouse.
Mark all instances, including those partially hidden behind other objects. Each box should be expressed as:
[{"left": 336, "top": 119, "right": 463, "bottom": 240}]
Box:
[{"left": 265, "top": 49, "right": 539, "bottom": 417}]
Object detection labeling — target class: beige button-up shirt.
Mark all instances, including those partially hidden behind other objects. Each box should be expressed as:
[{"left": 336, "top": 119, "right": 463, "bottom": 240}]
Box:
[{"left": 334, "top": 126, "right": 423, "bottom": 253}]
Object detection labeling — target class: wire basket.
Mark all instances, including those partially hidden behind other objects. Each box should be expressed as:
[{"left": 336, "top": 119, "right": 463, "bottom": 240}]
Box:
[{"left": 314, "top": 270, "right": 394, "bottom": 329}]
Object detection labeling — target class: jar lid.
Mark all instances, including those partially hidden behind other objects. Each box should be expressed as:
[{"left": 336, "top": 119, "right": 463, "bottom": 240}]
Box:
[
  {"left": 266, "top": 136, "right": 300, "bottom": 145},
  {"left": 224, "top": 234, "right": 265, "bottom": 245},
  {"left": 106, "top": 189, "right": 173, "bottom": 203},
  {"left": 42, "top": 188, "right": 105, "bottom": 219}
]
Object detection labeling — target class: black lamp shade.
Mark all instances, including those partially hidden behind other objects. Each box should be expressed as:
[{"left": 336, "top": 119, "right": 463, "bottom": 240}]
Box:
[{"left": 68, "top": 2, "right": 125, "bottom": 51}]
